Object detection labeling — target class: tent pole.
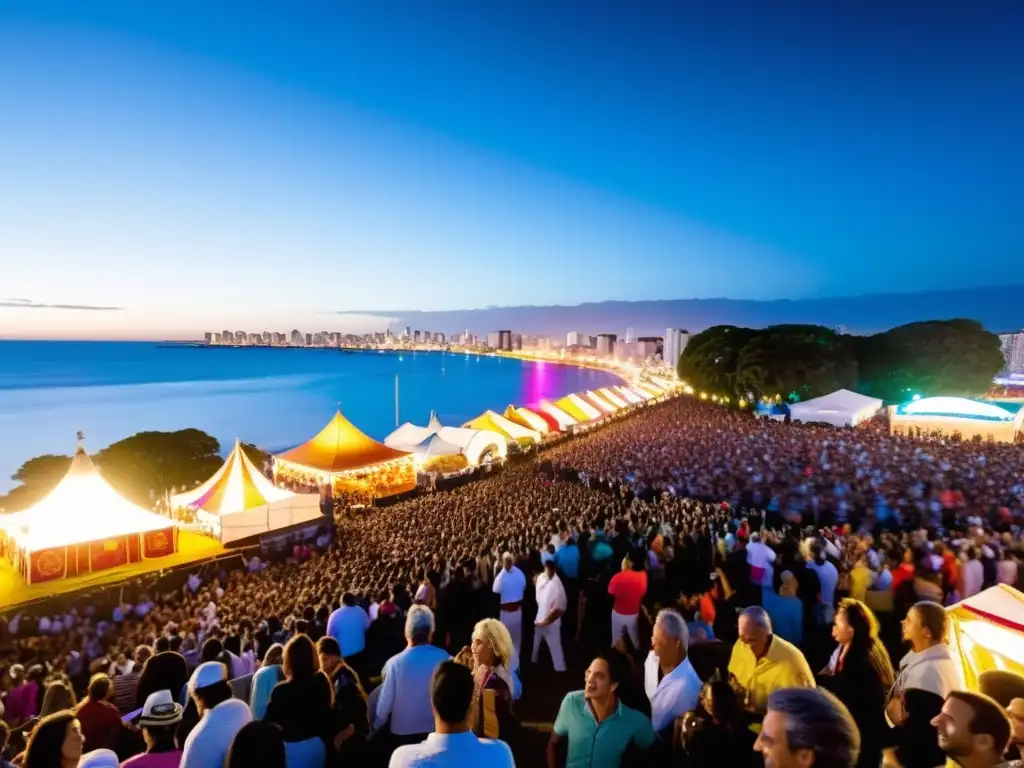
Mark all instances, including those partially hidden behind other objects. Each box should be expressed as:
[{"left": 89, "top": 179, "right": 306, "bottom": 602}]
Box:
[{"left": 395, "top": 374, "right": 400, "bottom": 427}]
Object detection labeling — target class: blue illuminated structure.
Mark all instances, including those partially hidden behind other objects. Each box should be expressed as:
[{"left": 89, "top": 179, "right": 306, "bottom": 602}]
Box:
[
  {"left": 890, "top": 396, "right": 1024, "bottom": 442},
  {"left": 894, "top": 396, "right": 1021, "bottom": 422}
]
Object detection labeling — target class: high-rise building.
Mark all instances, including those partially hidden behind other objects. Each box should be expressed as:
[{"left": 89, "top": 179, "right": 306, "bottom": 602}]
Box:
[
  {"left": 204, "top": 332, "right": 213, "bottom": 344},
  {"left": 305, "top": 333, "right": 313, "bottom": 346},
  {"left": 511, "top": 333, "right": 522, "bottom": 350},
  {"left": 498, "top": 330, "right": 512, "bottom": 351},
  {"left": 435, "top": 332, "right": 446, "bottom": 344},
  {"left": 596, "top": 333, "right": 617, "bottom": 356},
  {"left": 413, "top": 330, "right": 421, "bottom": 344},
  {"left": 290, "top": 329, "right": 303, "bottom": 346},
  {"left": 566, "top": 331, "right": 584, "bottom": 347},
  {"left": 235, "top": 331, "right": 247, "bottom": 345},
  {"left": 999, "top": 331, "right": 1024, "bottom": 372},
  {"left": 247, "top": 333, "right": 260, "bottom": 345},
  {"left": 663, "top": 328, "right": 690, "bottom": 370},
  {"left": 404, "top": 326, "right": 412, "bottom": 339},
  {"left": 625, "top": 327, "right": 636, "bottom": 343},
  {"left": 486, "top": 331, "right": 501, "bottom": 349},
  {"left": 262, "top": 331, "right": 272, "bottom": 345}
]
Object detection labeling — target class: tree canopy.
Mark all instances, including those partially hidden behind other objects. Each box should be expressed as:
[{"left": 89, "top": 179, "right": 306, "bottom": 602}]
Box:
[
  {"left": 677, "top": 318, "right": 1002, "bottom": 404},
  {"left": 0, "top": 429, "right": 225, "bottom": 513}
]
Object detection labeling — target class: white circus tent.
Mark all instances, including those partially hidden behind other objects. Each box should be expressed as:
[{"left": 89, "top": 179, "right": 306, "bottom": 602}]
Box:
[{"left": 386, "top": 411, "right": 507, "bottom": 465}]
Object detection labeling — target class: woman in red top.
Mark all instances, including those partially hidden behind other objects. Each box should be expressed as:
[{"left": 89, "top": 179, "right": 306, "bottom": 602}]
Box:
[{"left": 608, "top": 549, "right": 648, "bottom": 648}]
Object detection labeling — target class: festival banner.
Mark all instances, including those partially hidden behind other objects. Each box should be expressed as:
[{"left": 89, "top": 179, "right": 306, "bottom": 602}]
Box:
[
  {"left": 127, "top": 534, "right": 141, "bottom": 563},
  {"left": 143, "top": 527, "right": 176, "bottom": 559},
  {"left": 89, "top": 536, "right": 129, "bottom": 572},
  {"left": 30, "top": 547, "right": 67, "bottom": 584}
]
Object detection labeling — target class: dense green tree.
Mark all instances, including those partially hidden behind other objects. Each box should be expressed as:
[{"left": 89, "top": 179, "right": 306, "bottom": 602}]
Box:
[
  {"left": 857, "top": 319, "right": 1004, "bottom": 402},
  {"left": 734, "top": 325, "right": 858, "bottom": 401},
  {"left": 95, "top": 429, "right": 223, "bottom": 504},
  {"left": 677, "top": 325, "right": 757, "bottom": 394}
]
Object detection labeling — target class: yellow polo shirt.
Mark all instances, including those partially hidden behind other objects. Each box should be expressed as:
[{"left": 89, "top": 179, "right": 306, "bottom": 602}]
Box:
[{"left": 728, "top": 634, "right": 815, "bottom": 714}]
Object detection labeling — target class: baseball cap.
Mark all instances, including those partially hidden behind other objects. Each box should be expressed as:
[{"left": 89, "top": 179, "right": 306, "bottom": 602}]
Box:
[
  {"left": 138, "top": 689, "right": 183, "bottom": 727},
  {"left": 188, "top": 660, "right": 227, "bottom": 693}
]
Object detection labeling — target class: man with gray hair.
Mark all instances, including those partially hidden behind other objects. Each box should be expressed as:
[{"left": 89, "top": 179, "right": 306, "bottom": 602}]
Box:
[
  {"left": 755, "top": 687, "right": 860, "bottom": 768},
  {"left": 373, "top": 605, "right": 451, "bottom": 749},
  {"left": 729, "top": 606, "right": 814, "bottom": 717},
  {"left": 644, "top": 608, "right": 703, "bottom": 734},
  {"left": 492, "top": 551, "right": 526, "bottom": 660}
]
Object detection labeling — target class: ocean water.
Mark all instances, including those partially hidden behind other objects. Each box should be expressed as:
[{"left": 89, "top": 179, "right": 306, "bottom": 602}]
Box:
[{"left": 0, "top": 341, "right": 623, "bottom": 492}]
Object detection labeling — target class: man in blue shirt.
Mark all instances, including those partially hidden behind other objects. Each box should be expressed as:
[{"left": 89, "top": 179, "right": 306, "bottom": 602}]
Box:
[
  {"left": 547, "top": 650, "right": 655, "bottom": 768},
  {"left": 327, "top": 593, "right": 370, "bottom": 678}
]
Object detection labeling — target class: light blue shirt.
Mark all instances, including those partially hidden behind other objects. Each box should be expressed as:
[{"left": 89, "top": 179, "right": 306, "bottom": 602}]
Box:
[
  {"left": 374, "top": 644, "right": 452, "bottom": 736},
  {"left": 553, "top": 691, "right": 655, "bottom": 768},
  {"left": 249, "top": 664, "right": 283, "bottom": 720},
  {"left": 180, "top": 698, "right": 252, "bottom": 768},
  {"left": 808, "top": 559, "right": 839, "bottom": 608},
  {"left": 388, "top": 731, "right": 515, "bottom": 768},
  {"left": 327, "top": 604, "right": 370, "bottom": 657}
]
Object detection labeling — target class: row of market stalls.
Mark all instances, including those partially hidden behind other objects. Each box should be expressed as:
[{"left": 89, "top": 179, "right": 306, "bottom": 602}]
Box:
[{"left": 384, "top": 378, "right": 680, "bottom": 475}]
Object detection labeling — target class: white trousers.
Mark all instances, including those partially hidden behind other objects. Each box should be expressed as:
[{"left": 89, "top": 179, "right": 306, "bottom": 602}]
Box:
[
  {"left": 531, "top": 618, "right": 566, "bottom": 671},
  {"left": 611, "top": 610, "right": 639, "bottom": 648},
  {"left": 501, "top": 608, "right": 523, "bottom": 659}
]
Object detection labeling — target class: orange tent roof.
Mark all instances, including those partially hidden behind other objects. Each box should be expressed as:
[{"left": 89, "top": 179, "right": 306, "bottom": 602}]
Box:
[{"left": 276, "top": 410, "right": 410, "bottom": 473}]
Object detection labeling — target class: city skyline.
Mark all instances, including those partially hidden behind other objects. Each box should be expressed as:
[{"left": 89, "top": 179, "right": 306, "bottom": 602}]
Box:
[{"left": 2, "top": 2, "right": 1023, "bottom": 340}]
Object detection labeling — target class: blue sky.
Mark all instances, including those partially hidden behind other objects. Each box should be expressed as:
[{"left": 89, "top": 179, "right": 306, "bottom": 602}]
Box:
[{"left": 0, "top": 1, "right": 1021, "bottom": 339}]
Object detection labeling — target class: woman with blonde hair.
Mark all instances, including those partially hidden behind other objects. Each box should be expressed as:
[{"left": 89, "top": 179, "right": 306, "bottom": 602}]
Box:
[{"left": 455, "top": 618, "right": 517, "bottom": 740}]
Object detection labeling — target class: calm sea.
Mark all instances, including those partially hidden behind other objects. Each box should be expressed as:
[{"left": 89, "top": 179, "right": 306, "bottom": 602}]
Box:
[{"left": 0, "top": 341, "right": 622, "bottom": 492}]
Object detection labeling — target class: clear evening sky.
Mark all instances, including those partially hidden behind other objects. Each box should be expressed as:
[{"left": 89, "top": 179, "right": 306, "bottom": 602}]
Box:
[{"left": 1, "top": 2, "right": 1021, "bottom": 340}]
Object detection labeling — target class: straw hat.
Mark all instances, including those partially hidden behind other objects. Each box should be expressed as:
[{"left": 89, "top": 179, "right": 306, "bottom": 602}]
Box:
[{"left": 138, "top": 690, "right": 183, "bottom": 727}]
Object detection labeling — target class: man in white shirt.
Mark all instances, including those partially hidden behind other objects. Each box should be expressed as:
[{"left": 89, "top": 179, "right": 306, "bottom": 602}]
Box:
[
  {"left": 532, "top": 558, "right": 567, "bottom": 672},
  {"left": 180, "top": 661, "right": 252, "bottom": 768},
  {"left": 746, "top": 532, "right": 777, "bottom": 587},
  {"left": 644, "top": 609, "right": 703, "bottom": 735},
  {"left": 374, "top": 605, "right": 451, "bottom": 748},
  {"left": 389, "top": 660, "right": 514, "bottom": 768},
  {"left": 492, "top": 552, "right": 526, "bottom": 659}
]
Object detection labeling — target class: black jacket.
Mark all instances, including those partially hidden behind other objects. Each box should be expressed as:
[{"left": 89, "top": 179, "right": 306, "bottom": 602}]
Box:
[
  {"left": 819, "top": 649, "right": 889, "bottom": 768},
  {"left": 136, "top": 652, "right": 189, "bottom": 710},
  {"left": 265, "top": 673, "right": 339, "bottom": 744}
]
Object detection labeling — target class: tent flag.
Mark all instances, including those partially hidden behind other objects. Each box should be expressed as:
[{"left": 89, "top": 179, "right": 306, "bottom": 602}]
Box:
[{"left": 276, "top": 410, "right": 410, "bottom": 473}]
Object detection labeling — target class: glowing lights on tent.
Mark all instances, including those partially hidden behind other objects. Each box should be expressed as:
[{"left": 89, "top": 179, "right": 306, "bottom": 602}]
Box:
[
  {"left": 537, "top": 400, "right": 578, "bottom": 429},
  {"left": 898, "top": 396, "right": 1015, "bottom": 421},
  {"left": 1, "top": 447, "right": 174, "bottom": 551}
]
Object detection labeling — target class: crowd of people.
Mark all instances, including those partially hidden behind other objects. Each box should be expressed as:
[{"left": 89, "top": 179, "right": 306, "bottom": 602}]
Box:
[{"left": 0, "top": 394, "right": 1022, "bottom": 767}]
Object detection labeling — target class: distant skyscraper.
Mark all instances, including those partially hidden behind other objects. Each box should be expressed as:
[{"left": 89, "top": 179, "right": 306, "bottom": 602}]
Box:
[
  {"left": 625, "top": 327, "right": 636, "bottom": 343},
  {"left": 404, "top": 325, "right": 412, "bottom": 339},
  {"left": 596, "top": 333, "right": 617, "bottom": 356},
  {"left": 413, "top": 330, "right": 421, "bottom": 343},
  {"left": 511, "top": 333, "right": 522, "bottom": 350},
  {"left": 663, "top": 328, "right": 689, "bottom": 370},
  {"left": 487, "top": 331, "right": 501, "bottom": 349},
  {"left": 235, "top": 330, "right": 247, "bottom": 345},
  {"left": 204, "top": 332, "right": 213, "bottom": 344},
  {"left": 498, "top": 330, "right": 512, "bottom": 351},
  {"left": 999, "top": 331, "right": 1024, "bottom": 372},
  {"left": 305, "top": 333, "right": 313, "bottom": 346},
  {"left": 566, "top": 331, "right": 583, "bottom": 347}
]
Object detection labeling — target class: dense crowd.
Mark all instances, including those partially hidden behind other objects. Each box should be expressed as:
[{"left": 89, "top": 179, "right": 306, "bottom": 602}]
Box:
[{"left": 1, "top": 395, "right": 1023, "bottom": 767}]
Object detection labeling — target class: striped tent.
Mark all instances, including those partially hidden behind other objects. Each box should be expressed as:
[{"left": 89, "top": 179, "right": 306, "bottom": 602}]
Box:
[
  {"left": 537, "top": 400, "right": 578, "bottom": 429},
  {"left": 173, "top": 440, "right": 294, "bottom": 515}
]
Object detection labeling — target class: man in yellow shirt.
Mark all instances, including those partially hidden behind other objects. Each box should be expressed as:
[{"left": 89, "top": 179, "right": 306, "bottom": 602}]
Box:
[{"left": 729, "top": 606, "right": 815, "bottom": 718}]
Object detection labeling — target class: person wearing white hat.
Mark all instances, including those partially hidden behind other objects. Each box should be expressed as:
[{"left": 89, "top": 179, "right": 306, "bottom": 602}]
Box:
[
  {"left": 180, "top": 662, "right": 252, "bottom": 768},
  {"left": 77, "top": 749, "right": 119, "bottom": 768},
  {"left": 122, "top": 690, "right": 184, "bottom": 767}
]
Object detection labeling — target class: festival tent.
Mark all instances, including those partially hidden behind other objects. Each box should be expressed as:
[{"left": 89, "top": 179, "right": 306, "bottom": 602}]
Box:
[
  {"left": 503, "top": 405, "right": 552, "bottom": 434},
  {"left": 554, "top": 396, "right": 592, "bottom": 423},
  {"left": 597, "top": 388, "right": 628, "bottom": 409},
  {"left": 277, "top": 410, "right": 411, "bottom": 474},
  {"left": 463, "top": 410, "right": 540, "bottom": 446},
  {"left": 385, "top": 411, "right": 444, "bottom": 451},
  {"left": 436, "top": 425, "right": 507, "bottom": 465},
  {"left": 411, "top": 433, "right": 464, "bottom": 463},
  {"left": 275, "top": 410, "right": 416, "bottom": 497},
  {"left": 614, "top": 386, "right": 644, "bottom": 405},
  {"left": 649, "top": 376, "right": 678, "bottom": 391},
  {"left": 789, "top": 389, "right": 883, "bottom": 428},
  {"left": 583, "top": 391, "right": 618, "bottom": 414},
  {"left": 537, "top": 400, "right": 578, "bottom": 430},
  {"left": 947, "top": 585, "right": 1024, "bottom": 691},
  {"left": 0, "top": 442, "right": 177, "bottom": 584},
  {"left": 567, "top": 393, "right": 602, "bottom": 420},
  {"left": 385, "top": 412, "right": 507, "bottom": 465},
  {"left": 171, "top": 441, "right": 320, "bottom": 545},
  {"left": 628, "top": 385, "right": 656, "bottom": 401},
  {"left": 525, "top": 407, "right": 562, "bottom": 433}
]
